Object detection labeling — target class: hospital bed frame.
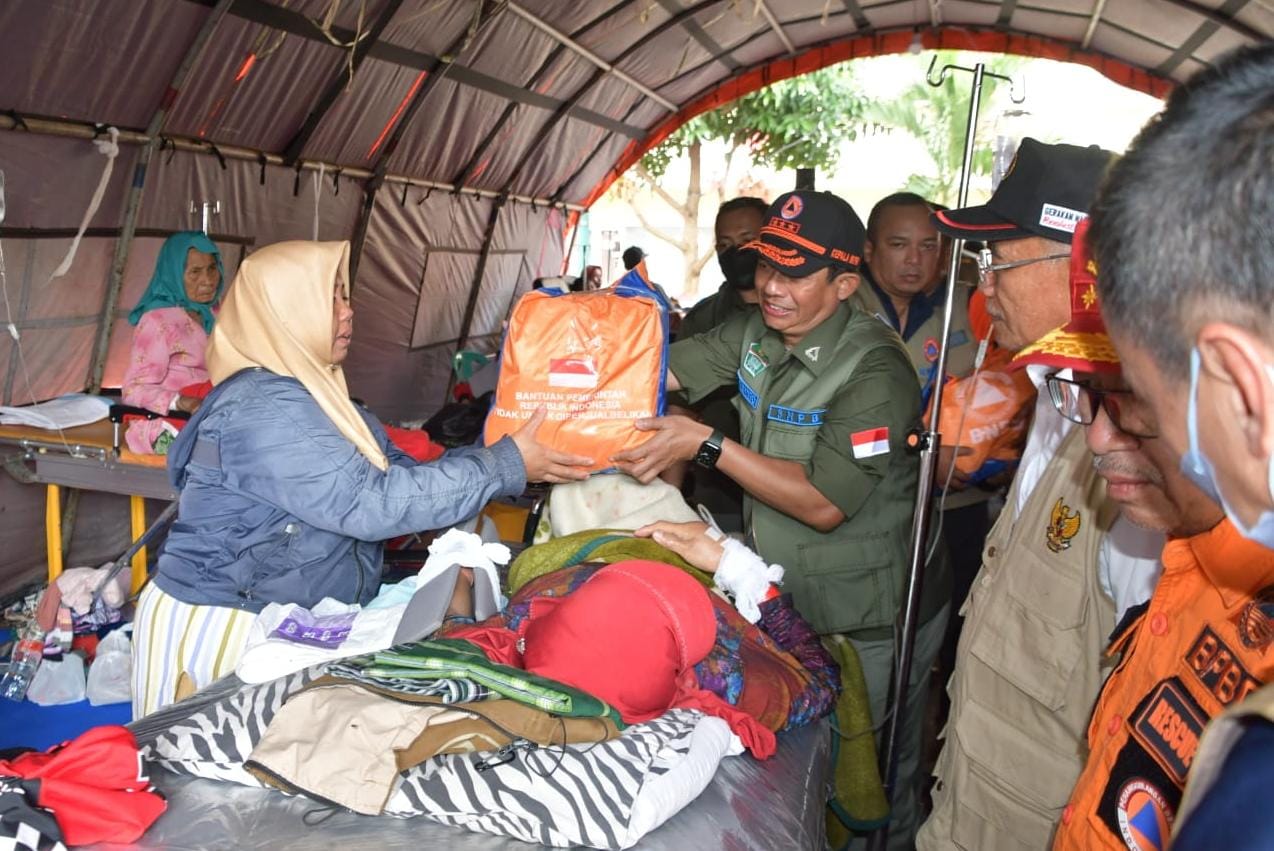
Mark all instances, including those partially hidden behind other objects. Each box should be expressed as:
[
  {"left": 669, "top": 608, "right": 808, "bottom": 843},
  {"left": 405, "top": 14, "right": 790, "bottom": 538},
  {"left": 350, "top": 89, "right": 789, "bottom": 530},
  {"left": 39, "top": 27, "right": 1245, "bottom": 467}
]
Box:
[{"left": 0, "top": 419, "right": 175, "bottom": 595}]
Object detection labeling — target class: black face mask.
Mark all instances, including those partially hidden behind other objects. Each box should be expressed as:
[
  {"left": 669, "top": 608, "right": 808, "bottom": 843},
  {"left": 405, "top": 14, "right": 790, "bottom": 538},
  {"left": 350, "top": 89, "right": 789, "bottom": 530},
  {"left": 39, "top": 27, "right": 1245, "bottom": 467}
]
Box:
[{"left": 717, "top": 246, "right": 758, "bottom": 291}]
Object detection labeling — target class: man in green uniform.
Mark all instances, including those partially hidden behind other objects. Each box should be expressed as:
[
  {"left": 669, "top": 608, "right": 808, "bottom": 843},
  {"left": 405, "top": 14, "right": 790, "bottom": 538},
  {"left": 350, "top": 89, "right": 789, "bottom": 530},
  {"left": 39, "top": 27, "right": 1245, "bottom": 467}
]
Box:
[
  {"left": 613, "top": 190, "right": 950, "bottom": 850},
  {"left": 673, "top": 196, "right": 767, "bottom": 531},
  {"left": 853, "top": 191, "right": 994, "bottom": 686}
]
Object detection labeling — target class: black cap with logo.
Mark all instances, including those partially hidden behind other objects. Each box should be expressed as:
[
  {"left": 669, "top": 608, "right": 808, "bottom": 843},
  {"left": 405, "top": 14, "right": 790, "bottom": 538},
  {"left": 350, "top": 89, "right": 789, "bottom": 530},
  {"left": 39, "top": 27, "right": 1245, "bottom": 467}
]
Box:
[
  {"left": 933, "top": 138, "right": 1117, "bottom": 245},
  {"left": 742, "top": 190, "right": 866, "bottom": 278}
]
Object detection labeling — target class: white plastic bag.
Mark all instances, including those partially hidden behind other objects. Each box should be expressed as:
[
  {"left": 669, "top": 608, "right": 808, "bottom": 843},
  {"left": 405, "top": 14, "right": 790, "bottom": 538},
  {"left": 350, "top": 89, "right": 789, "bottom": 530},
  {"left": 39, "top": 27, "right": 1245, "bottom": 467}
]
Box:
[
  {"left": 26, "top": 653, "right": 86, "bottom": 706},
  {"left": 86, "top": 627, "right": 133, "bottom": 706}
]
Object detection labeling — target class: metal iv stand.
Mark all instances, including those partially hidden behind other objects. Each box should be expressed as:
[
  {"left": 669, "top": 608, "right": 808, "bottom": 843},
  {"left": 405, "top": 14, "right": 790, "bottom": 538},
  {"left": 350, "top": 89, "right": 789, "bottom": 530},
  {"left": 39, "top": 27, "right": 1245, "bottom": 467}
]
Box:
[
  {"left": 189, "top": 199, "right": 221, "bottom": 234},
  {"left": 867, "top": 55, "right": 1024, "bottom": 851}
]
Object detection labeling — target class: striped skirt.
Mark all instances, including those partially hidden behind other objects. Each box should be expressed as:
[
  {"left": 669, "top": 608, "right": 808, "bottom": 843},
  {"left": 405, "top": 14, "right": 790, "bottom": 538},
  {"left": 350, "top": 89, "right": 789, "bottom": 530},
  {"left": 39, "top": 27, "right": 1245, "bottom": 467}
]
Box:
[{"left": 131, "top": 583, "right": 256, "bottom": 720}]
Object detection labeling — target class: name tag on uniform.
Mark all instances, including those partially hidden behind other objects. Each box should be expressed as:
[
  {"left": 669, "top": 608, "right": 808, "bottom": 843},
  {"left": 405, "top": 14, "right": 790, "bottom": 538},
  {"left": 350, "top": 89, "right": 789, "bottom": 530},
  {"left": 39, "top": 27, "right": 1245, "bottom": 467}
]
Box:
[
  {"left": 737, "top": 372, "right": 760, "bottom": 409},
  {"left": 767, "top": 404, "right": 825, "bottom": 427},
  {"left": 743, "top": 342, "right": 768, "bottom": 378}
]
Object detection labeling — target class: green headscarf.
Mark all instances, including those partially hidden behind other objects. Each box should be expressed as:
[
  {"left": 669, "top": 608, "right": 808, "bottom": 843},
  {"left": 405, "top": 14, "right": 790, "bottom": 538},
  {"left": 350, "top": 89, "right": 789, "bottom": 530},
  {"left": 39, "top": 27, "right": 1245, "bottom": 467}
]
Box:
[{"left": 128, "top": 231, "right": 225, "bottom": 333}]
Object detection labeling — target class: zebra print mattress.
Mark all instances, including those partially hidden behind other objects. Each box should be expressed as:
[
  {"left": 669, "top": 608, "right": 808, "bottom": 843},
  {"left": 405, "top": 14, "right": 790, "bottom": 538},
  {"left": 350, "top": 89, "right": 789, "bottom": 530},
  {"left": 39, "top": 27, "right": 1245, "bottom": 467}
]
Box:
[
  {"left": 118, "top": 673, "right": 829, "bottom": 850},
  {"left": 387, "top": 709, "right": 739, "bottom": 848},
  {"left": 132, "top": 671, "right": 745, "bottom": 849}
]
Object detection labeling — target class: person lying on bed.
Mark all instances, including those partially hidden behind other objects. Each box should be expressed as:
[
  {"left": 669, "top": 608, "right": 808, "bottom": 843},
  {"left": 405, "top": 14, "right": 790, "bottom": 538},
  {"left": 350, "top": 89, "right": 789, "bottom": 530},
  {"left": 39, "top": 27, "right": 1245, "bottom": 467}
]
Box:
[
  {"left": 439, "top": 519, "right": 841, "bottom": 753},
  {"left": 132, "top": 240, "right": 591, "bottom": 719},
  {"left": 121, "top": 231, "right": 225, "bottom": 454}
]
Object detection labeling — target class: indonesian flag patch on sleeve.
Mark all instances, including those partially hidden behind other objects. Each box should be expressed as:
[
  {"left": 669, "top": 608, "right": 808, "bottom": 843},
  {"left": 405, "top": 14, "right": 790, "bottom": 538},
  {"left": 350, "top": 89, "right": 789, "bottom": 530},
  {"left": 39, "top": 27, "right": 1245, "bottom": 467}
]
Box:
[{"left": 851, "top": 426, "right": 890, "bottom": 459}]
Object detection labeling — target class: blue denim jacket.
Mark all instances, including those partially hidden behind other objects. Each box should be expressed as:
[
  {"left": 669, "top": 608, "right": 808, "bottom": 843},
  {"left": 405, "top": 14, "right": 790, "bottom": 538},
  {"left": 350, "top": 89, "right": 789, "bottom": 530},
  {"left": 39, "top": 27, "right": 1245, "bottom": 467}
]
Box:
[{"left": 154, "top": 369, "right": 525, "bottom": 612}]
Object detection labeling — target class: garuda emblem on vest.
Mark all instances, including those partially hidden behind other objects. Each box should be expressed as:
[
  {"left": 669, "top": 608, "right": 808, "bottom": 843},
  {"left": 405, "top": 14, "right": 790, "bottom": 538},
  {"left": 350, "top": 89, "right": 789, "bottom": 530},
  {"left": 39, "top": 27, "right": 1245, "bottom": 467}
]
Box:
[{"left": 1046, "top": 497, "right": 1082, "bottom": 553}]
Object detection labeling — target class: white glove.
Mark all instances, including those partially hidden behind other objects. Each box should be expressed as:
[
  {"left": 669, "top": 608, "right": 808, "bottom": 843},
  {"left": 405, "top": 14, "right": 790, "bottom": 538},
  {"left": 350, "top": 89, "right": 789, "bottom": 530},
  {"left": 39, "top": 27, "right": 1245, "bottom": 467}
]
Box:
[
  {"left": 714, "top": 538, "right": 784, "bottom": 624},
  {"left": 421, "top": 528, "right": 512, "bottom": 610}
]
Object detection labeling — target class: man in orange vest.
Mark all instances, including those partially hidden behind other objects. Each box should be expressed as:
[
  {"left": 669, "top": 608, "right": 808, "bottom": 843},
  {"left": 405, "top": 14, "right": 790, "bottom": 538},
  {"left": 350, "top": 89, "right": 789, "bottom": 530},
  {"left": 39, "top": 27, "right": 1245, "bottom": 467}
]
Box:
[
  {"left": 1088, "top": 44, "right": 1274, "bottom": 850},
  {"left": 1014, "top": 221, "right": 1274, "bottom": 851}
]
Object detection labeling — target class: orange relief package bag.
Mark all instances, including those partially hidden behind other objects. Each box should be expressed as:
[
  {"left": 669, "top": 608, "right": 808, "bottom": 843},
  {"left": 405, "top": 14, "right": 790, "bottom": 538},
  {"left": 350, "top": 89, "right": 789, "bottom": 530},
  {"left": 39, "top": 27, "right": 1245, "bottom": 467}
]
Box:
[
  {"left": 483, "top": 267, "right": 669, "bottom": 472},
  {"left": 923, "top": 344, "right": 1036, "bottom": 484}
]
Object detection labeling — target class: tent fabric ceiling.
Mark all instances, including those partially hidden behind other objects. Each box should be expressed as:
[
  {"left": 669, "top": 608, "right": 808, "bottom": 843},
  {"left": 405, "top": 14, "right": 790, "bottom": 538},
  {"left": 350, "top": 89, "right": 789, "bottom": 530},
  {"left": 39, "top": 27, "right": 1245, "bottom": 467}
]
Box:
[
  {"left": 0, "top": 0, "right": 1269, "bottom": 420},
  {"left": 0, "top": 0, "right": 1267, "bottom": 587},
  {"left": 2, "top": 0, "right": 1268, "bottom": 210}
]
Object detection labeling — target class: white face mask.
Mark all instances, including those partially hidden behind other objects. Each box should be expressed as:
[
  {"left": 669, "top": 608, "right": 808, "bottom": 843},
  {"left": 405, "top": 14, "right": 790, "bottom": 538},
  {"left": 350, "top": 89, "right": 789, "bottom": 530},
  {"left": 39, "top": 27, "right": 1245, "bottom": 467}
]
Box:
[{"left": 1180, "top": 348, "right": 1274, "bottom": 548}]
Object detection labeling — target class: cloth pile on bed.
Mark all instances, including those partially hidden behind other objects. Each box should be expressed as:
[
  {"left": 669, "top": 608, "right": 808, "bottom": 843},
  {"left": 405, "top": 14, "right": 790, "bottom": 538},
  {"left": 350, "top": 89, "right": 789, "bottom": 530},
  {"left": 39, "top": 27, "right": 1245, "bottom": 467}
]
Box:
[
  {"left": 141, "top": 552, "right": 844, "bottom": 848},
  {"left": 146, "top": 661, "right": 739, "bottom": 848}
]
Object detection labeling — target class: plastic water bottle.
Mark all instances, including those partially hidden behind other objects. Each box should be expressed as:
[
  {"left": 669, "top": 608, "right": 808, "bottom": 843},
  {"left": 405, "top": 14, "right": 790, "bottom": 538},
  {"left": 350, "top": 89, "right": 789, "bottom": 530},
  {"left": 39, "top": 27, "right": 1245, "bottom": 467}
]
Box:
[{"left": 1, "top": 626, "right": 45, "bottom": 702}]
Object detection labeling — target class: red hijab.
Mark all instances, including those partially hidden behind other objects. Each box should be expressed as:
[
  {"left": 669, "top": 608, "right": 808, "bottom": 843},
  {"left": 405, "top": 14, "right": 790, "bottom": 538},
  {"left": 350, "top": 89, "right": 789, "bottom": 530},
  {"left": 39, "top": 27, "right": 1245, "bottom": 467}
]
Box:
[{"left": 453, "top": 560, "right": 776, "bottom": 758}]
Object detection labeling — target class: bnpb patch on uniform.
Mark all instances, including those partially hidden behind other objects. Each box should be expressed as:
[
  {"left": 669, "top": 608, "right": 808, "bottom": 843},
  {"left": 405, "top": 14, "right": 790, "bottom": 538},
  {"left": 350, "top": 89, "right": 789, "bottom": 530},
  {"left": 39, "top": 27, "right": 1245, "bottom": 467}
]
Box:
[
  {"left": 923, "top": 337, "right": 940, "bottom": 362},
  {"left": 1116, "top": 778, "right": 1173, "bottom": 851},
  {"left": 1186, "top": 625, "right": 1261, "bottom": 707},
  {"left": 1130, "top": 678, "right": 1207, "bottom": 784}
]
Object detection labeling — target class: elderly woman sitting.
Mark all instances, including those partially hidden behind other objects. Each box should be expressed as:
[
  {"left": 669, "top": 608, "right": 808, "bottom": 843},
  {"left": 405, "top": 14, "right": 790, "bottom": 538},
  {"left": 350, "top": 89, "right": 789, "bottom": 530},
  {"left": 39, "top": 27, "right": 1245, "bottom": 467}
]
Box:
[
  {"left": 132, "top": 240, "right": 589, "bottom": 718},
  {"left": 121, "top": 232, "right": 225, "bottom": 454}
]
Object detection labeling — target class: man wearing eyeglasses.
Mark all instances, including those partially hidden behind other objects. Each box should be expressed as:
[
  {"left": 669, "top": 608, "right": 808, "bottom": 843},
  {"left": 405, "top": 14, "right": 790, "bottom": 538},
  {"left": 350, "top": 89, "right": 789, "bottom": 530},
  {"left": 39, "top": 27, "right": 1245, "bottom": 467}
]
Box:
[
  {"left": 1028, "top": 222, "right": 1274, "bottom": 851},
  {"left": 613, "top": 189, "right": 949, "bottom": 851},
  {"left": 1086, "top": 45, "right": 1274, "bottom": 850},
  {"left": 919, "top": 140, "right": 1164, "bottom": 851}
]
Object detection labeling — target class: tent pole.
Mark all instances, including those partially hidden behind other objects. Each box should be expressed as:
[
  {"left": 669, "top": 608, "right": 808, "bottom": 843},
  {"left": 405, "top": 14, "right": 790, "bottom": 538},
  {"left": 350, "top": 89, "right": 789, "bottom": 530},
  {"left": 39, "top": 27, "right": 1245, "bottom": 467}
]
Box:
[
  {"left": 281, "top": 0, "right": 407, "bottom": 165},
  {"left": 0, "top": 117, "right": 583, "bottom": 213},
  {"left": 85, "top": 0, "right": 235, "bottom": 392},
  {"left": 86, "top": 147, "right": 149, "bottom": 394},
  {"left": 755, "top": 0, "right": 797, "bottom": 55},
  {"left": 348, "top": 0, "right": 505, "bottom": 284},
  {"left": 495, "top": 0, "right": 722, "bottom": 204},
  {"left": 1082, "top": 0, "right": 1109, "bottom": 47},
  {"left": 867, "top": 58, "right": 1000, "bottom": 851},
  {"left": 561, "top": 211, "right": 581, "bottom": 275},
  {"left": 449, "top": 2, "right": 637, "bottom": 191},
  {"left": 505, "top": 3, "right": 678, "bottom": 111},
  {"left": 446, "top": 194, "right": 507, "bottom": 403}
]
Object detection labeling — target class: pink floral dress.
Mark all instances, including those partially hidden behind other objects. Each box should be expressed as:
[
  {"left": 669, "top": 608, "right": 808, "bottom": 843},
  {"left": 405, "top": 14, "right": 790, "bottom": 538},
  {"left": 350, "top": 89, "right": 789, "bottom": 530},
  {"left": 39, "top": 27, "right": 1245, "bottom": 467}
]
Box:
[{"left": 121, "top": 307, "right": 211, "bottom": 454}]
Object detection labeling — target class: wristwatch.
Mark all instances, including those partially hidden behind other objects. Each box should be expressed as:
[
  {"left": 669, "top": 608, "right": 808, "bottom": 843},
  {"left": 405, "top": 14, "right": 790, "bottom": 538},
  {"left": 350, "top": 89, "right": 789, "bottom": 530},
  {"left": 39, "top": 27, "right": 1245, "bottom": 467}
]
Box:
[{"left": 694, "top": 429, "right": 726, "bottom": 470}]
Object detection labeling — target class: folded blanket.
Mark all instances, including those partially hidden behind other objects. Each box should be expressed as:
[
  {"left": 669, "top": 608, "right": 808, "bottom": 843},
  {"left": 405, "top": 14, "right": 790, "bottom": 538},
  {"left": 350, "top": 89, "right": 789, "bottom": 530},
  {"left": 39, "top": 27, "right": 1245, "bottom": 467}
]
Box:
[
  {"left": 144, "top": 664, "right": 487, "bottom": 784},
  {"left": 507, "top": 529, "right": 712, "bottom": 595},
  {"left": 544, "top": 475, "right": 701, "bottom": 538},
  {"left": 325, "top": 656, "right": 491, "bottom": 701},
  {"left": 373, "top": 638, "right": 623, "bottom": 727}
]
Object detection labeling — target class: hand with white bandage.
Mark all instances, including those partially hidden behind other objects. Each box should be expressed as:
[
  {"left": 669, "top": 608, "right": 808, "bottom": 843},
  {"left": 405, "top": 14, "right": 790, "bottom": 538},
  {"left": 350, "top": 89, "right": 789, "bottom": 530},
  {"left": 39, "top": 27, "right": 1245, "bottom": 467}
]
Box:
[
  {"left": 634, "top": 520, "right": 724, "bottom": 573},
  {"left": 634, "top": 520, "right": 784, "bottom": 623}
]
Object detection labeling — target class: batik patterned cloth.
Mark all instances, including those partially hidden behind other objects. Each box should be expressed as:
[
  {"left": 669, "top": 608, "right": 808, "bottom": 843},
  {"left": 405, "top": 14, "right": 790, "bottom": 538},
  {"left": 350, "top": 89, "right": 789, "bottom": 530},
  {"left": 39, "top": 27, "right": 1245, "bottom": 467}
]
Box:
[{"left": 497, "top": 563, "right": 839, "bottom": 733}]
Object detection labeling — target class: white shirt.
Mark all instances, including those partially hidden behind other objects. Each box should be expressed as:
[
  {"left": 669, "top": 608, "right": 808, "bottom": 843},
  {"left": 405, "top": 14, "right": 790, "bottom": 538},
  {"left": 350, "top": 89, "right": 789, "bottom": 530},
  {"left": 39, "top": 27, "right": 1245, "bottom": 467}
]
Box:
[{"left": 1014, "top": 366, "right": 1162, "bottom": 620}]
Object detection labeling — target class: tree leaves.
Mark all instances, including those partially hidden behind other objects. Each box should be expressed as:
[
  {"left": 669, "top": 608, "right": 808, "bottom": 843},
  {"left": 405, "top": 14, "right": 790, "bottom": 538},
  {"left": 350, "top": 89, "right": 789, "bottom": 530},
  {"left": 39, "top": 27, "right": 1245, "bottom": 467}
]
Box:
[
  {"left": 861, "top": 51, "right": 1025, "bottom": 205},
  {"left": 640, "top": 64, "right": 869, "bottom": 180}
]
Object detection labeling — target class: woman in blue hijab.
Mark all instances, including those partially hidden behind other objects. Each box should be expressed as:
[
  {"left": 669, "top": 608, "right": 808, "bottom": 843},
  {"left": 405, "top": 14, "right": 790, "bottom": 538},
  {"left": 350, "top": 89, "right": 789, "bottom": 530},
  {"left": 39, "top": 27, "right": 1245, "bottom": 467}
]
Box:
[{"left": 120, "top": 232, "right": 225, "bottom": 453}]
